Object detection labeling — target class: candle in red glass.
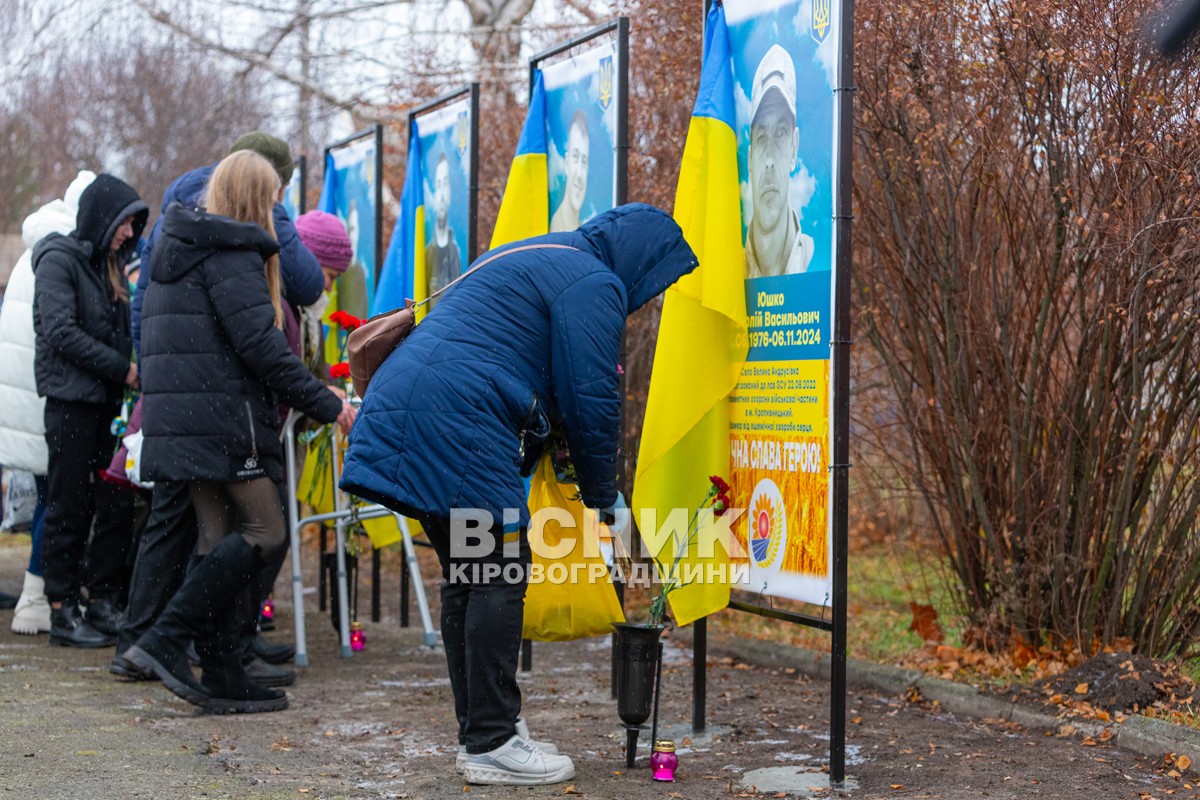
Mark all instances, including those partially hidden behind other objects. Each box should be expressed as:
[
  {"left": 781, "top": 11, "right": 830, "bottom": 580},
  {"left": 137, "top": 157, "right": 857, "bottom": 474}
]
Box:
[{"left": 650, "top": 740, "right": 678, "bottom": 781}]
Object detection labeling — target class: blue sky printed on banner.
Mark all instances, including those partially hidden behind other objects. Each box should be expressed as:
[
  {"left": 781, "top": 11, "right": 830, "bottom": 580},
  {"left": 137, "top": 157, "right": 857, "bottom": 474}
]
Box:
[
  {"left": 281, "top": 165, "right": 302, "bottom": 220},
  {"left": 727, "top": 0, "right": 836, "bottom": 274},
  {"left": 542, "top": 42, "right": 618, "bottom": 231},
  {"left": 416, "top": 97, "right": 472, "bottom": 278}
]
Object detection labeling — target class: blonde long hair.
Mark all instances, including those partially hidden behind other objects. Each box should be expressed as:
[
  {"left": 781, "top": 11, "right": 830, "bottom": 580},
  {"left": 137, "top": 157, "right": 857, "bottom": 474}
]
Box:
[
  {"left": 107, "top": 253, "right": 128, "bottom": 303},
  {"left": 204, "top": 151, "right": 284, "bottom": 328}
]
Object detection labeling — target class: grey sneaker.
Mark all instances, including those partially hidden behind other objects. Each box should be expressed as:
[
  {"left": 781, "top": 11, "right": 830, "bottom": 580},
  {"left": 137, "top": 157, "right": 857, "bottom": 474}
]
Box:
[
  {"left": 463, "top": 734, "right": 575, "bottom": 786},
  {"left": 455, "top": 718, "right": 559, "bottom": 774}
]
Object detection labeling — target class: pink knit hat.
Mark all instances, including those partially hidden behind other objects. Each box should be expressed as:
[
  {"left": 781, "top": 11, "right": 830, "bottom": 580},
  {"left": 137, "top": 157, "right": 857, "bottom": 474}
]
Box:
[{"left": 295, "top": 210, "right": 353, "bottom": 273}]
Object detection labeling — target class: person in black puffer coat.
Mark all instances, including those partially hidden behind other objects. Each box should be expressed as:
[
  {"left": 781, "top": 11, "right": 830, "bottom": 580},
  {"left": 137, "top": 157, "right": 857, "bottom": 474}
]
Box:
[
  {"left": 32, "top": 173, "right": 147, "bottom": 649},
  {"left": 126, "top": 151, "right": 354, "bottom": 714}
]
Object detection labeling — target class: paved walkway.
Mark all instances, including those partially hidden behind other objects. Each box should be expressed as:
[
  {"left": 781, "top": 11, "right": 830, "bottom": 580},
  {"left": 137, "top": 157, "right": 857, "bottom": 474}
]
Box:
[{"left": 0, "top": 538, "right": 1193, "bottom": 799}]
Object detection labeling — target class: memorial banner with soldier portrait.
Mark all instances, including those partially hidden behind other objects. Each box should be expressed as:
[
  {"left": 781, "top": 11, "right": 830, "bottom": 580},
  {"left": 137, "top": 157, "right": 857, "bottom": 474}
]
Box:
[
  {"left": 415, "top": 97, "right": 473, "bottom": 306},
  {"left": 318, "top": 131, "right": 379, "bottom": 321},
  {"left": 726, "top": 0, "right": 837, "bottom": 606},
  {"left": 379, "top": 91, "right": 477, "bottom": 315},
  {"left": 492, "top": 31, "right": 624, "bottom": 247},
  {"left": 542, "top": 42, "right": 620, "bottom": 232}
]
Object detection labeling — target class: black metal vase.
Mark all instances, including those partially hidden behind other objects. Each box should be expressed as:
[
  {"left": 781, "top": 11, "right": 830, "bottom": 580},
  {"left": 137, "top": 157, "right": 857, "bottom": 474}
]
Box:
[
  {"left": 612, "top": 622, "right": 665, "bottom": 767},
  {"left": 322, "top": 551, "right": 359, "bottom": 633}
]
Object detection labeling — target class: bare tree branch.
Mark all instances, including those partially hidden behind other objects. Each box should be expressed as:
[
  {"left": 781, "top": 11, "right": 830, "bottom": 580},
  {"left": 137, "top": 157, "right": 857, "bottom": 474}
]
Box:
[
  {"left": 560, "top": 0, "right": 603, "bottom": 24},
  {"left": 130, "top": 0, "right": 399, "bottom": 121}
]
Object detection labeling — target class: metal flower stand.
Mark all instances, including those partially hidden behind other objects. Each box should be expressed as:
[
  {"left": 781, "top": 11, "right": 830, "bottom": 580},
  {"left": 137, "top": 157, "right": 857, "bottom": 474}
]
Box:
[{"left": 283, "top": 411, "right": 437, "bottom": 665}]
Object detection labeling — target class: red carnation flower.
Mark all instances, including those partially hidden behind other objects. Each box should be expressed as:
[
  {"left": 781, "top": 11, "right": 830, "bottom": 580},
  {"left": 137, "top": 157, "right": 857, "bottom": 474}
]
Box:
[
  {"left": 713, "top": 491, "right": 731, "bottom": 517},
  {"left": 329, "top": 310, "right": 364, "bottom": 330},
  {"left": 709, "top": 475, "right": 731, "bottom": 494},
  {"left": 330, "top": 362, "right": 351, "bottom": 379}
]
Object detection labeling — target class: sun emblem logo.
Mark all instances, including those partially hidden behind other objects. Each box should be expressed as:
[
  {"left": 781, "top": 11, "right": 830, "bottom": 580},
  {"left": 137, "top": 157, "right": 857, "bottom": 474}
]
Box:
[{"left": 749, "top": 480, "right": 785, "bottom": 569}]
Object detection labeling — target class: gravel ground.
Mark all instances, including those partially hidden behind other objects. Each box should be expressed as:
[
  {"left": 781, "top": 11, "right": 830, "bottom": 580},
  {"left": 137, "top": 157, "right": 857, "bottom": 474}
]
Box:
[{"left": 0, "top": 535, "right": 1195, "bottom": 800}]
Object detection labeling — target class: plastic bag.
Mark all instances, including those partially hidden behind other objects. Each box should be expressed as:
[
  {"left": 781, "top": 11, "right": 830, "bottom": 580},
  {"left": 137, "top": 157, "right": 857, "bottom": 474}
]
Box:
[
  {"left": 522, "top": 455, "right": 625, "bottom": 642},
  {"left": 123, "top": 430, "right": 154, "bottom": 489},
  {"left": 1, "top": 469, "right": 37, "bottom": 532},
  {"left": 104, "top": 397, "right": 145, "bottom": 490}
]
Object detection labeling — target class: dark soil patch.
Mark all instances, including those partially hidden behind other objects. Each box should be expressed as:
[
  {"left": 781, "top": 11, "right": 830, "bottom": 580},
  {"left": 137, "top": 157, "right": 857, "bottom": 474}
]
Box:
[{"left": 1001, "top": 652, "right": 1198, "bottom": 715}]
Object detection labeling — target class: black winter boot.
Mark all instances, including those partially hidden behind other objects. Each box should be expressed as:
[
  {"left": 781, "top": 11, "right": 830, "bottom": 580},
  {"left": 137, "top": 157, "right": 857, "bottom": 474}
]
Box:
[
  {"left": 197, "top": 584, "right": 288, "bottom": 714},
  {"left": 50, "top": 602, "right": 115, "bottom": 648},
  {"left": 246, "top": 543, "right": 294, "bottom": 665},
  {"left": 252, "top": 634, "right": 296, "bottom": 665},
  {"left": 126, "top": 534, "right": 266, "bottom": 708},
  {"left": 84, "top": 596, "right": 123, "bottom": 637}
]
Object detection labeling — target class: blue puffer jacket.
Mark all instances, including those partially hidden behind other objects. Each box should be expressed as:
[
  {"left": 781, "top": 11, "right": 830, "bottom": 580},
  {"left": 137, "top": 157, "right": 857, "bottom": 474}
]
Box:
[
  {"left": 340, "top": 204, "right": 698, "bottom": 526},
  {"left": 132, "top": 163, "right": 323, "bottom": 356}
]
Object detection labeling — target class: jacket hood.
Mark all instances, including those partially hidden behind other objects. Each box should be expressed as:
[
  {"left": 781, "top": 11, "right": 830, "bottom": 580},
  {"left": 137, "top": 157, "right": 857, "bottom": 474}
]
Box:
[
  {"left": 21, "top": 170, "right": 97, "bottom": 249},
  {"left": 152, "top": 202, "right": 280, "bottom": 284},
  {"left": 31, "top": 233, "right": 91, "bottom": 274},
  {"left": 572, "top": 203, "right": 699, "bottom": 313},
  {"left": 74, "top": 174, "right": 149, "bottom": 265},
  {"left": 160, "top": 164, "right": 215, "bottom": 212}
]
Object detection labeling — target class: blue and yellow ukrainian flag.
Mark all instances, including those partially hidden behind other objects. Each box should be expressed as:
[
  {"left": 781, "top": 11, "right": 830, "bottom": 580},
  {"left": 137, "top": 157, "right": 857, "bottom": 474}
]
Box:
[
  {"left": 633, "top": 1, "right": 748, "bottom": 627},
  {"left": 374, "top": 132, "right": 426, "bottom": 317},
  {"left": 316, "top": 156, "right": 345, "bottom": 366},
  {"left": 491, "top": 71, "right": 549, "bottom": 248}
]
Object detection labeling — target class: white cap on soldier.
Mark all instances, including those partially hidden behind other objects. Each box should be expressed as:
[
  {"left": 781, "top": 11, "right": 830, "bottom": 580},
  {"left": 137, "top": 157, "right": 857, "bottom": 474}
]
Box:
[{"left": 750, "top": 44, "right": 797, "bottom": 125}]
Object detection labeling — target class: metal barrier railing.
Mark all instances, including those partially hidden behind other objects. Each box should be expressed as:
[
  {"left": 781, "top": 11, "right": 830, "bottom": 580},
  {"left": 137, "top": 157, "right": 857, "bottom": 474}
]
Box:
[{"left": 282, "top": 411, "right": 437, "bottom": 665}]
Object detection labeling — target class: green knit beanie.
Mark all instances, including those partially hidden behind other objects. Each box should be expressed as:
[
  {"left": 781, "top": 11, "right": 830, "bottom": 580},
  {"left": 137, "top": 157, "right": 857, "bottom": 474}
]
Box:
[{"left": 229, "top": 131, "right": 295, "bottom": 186}]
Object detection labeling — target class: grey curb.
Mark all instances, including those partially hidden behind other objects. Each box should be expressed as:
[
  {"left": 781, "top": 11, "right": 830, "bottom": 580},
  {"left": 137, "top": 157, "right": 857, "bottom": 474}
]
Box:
[{"left": 716, "top": 633, "right": 1200, "bottom": 761}]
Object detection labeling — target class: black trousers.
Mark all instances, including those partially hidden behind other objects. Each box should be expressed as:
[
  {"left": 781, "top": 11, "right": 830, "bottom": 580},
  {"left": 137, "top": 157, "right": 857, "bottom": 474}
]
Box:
[
  {"left": 41, "top": 398, "right": 135, "bottom": 604},
  {"left": 418, "top": 515, "right": 530, "bottom": 754},
  {"left": 116, "top": 480, "right": 197, "bottom": 654}
]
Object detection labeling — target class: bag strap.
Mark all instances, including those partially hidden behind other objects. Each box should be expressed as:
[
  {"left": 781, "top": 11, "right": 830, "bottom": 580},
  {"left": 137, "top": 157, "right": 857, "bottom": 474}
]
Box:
[{"left": 413, "top": 243, "right": 580, "bottom": 311}]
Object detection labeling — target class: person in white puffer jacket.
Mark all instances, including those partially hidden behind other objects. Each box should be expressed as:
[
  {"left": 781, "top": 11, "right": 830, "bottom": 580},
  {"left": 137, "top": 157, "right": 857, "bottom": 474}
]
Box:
[{"left": 0, "top": 170, "right": 96, "bottom": 634}]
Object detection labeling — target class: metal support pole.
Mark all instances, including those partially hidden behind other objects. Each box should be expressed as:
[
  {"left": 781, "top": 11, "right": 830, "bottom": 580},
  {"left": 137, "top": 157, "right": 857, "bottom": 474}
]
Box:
[
  {"left": 329, "top": 432, "right": 353, "bottom": 658},
  {"left": 396, "top": 515, "right": 437, "bottom": 646},
  {"left": 318, "top": 525, "right": 328, "bottom": 611},
  {"left": 400, "top": 548, "right": 411, "bottom": 627},
  {"left": 371, "top": 548, "right": 381, "bottom": 622},
  {"left": 611, "top": 581, "right": 623, "bottom": 699},
  {"left": 283, "top": 412, "right": 310, "bottom": 667},
  {"left": 829, "top": 0, "right": 856, "bottom": 784},
  {"left": 693, "top": 616, "right": 707, "bottom": 733}
]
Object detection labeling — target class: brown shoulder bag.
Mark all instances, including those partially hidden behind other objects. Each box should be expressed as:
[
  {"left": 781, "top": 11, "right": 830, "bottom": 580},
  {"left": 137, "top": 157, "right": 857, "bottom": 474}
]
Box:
[{"left": 347, "top": 243, "right": 578, "bottom": 397}]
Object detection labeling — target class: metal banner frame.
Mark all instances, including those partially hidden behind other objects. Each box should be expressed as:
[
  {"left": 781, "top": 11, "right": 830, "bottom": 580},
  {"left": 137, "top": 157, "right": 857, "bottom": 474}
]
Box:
[
  {"left": 690, "top": 0, "right": 853, "bottom": 786},
  {"left": 522, "top": 17, "right": 631, "bottom": 676},
  {"left": 323, "top": 124, "right": 385, "bottom": 290},
  {"left": 529, "top": 17, "right": 630, "bottom": 215},
  {"left": 322, "top": 124, "right": 386, "bottom": 618},
  {"left": 407, "top": 83, "right": 482, "bottom": 264}
]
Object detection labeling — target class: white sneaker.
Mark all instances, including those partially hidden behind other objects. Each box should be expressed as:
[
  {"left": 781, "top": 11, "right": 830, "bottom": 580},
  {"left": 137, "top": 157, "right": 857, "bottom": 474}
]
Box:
[
  {"left": 11, "top": 571, "right": 50, "bottom": 635},
  {"left": 463, "top": 734, "right": 575, "bottom": 786},
  {"left": 454, "top": 718, "right": 559, "bottom": 774}
]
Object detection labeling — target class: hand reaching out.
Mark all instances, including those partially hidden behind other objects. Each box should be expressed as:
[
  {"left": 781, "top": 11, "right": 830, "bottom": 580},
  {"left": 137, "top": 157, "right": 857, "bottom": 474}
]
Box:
[{"left": 336, "top": 400, "right": 357, "bottom": 434}]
